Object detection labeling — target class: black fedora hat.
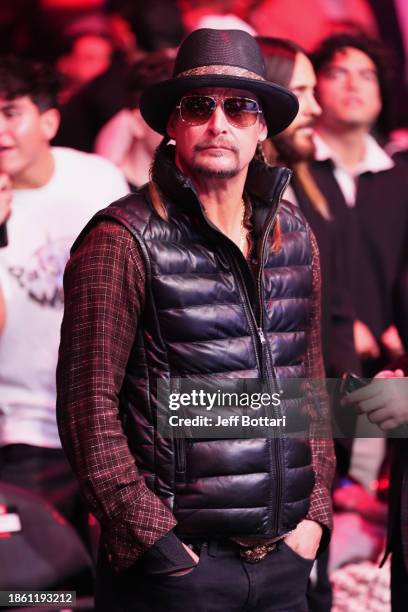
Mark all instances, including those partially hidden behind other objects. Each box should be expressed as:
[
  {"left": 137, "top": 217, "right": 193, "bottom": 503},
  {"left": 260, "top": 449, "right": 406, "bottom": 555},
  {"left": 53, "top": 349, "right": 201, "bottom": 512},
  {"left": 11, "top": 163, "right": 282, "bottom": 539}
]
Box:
[{"left": 140, "top": 28, "right": 298, "bottom": 137}]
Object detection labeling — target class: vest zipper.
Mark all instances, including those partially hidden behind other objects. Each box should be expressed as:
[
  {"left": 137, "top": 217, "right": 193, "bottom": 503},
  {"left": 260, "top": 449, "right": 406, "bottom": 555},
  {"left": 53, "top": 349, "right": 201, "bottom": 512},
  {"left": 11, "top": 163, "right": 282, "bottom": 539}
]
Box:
[
  {"left": 229, "top": 170, "right": 291, "bottom": 535},
  {"left": 256, "top": 171, "right": 291, "bottom": 534}
]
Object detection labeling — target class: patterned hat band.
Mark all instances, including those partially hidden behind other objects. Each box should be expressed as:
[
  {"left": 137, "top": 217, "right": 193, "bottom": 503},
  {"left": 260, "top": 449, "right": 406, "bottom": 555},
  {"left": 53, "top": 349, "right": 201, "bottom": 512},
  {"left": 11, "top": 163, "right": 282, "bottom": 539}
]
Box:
[{"left": 176, "top": 65, "right": 266, "bottom": 82}]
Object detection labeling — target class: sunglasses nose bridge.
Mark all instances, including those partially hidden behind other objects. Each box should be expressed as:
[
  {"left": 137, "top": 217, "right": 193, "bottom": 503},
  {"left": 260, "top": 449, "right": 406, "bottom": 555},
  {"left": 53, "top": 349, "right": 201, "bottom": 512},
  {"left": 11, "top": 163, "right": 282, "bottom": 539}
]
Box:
[{"left": 207, "top": 99, "right": 230, "bottom": 131}]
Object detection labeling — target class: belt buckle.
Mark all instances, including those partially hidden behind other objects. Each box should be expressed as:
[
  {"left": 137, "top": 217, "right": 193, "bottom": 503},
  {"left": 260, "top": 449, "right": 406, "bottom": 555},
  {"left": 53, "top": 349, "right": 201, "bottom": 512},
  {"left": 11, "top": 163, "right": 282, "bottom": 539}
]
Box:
[{"left": 239, "top": 542, "right": 278, "bottom": 563}]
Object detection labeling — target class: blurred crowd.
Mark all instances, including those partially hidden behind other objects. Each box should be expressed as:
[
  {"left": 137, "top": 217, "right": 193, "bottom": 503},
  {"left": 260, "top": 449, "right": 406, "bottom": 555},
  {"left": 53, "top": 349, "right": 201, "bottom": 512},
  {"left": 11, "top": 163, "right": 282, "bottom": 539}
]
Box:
[
  {"left": 1, "top": 1, "right": 407, "bottom": 149},
  {"left": 0, "top": 1, "right": 408, "bottom": 611},
  {"left": 1, "top": 0, "right": 408, "bottom": 133}
]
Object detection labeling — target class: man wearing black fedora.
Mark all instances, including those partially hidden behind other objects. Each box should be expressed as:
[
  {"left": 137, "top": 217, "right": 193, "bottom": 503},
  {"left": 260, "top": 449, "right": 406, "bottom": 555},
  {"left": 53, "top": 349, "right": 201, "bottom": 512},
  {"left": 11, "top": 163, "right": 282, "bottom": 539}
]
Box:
[{"left": 57, "top": 28, "right": 335, "bottom": 611}]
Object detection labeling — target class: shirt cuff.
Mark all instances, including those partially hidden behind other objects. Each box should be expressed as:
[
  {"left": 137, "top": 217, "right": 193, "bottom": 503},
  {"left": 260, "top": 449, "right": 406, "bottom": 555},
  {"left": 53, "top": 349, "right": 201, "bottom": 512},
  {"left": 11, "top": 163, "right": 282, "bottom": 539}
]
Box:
[
  {"left": 306, "top": 481, "right": 333, "bottom": 551},
  {"left": 140, "top": 530, "right": 197, "bottom": 575}
]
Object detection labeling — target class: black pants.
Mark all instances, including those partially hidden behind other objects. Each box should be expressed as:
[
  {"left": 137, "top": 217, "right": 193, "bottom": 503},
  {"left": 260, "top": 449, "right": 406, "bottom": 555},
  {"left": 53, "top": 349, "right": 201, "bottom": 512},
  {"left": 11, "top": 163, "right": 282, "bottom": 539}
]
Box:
[
  {"left": 306, "top": 547, "right": 332, "bottom": 612},
  {"left": 96, "top": 540, "right": 314, "bottom": 612}
]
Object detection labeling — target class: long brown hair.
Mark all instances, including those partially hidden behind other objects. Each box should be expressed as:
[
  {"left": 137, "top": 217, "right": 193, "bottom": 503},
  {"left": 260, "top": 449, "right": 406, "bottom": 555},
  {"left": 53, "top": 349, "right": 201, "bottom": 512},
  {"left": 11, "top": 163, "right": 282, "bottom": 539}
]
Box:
[{"left": 257, "top": 37, "right": 331, "bottom": 222}]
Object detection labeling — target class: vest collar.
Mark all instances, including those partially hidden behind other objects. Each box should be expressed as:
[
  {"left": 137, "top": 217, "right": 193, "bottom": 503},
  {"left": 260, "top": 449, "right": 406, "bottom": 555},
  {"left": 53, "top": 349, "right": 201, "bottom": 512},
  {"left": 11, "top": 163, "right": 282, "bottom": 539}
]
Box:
[{"left": 151, "top": 144, "right": 291, "bottom": 217}]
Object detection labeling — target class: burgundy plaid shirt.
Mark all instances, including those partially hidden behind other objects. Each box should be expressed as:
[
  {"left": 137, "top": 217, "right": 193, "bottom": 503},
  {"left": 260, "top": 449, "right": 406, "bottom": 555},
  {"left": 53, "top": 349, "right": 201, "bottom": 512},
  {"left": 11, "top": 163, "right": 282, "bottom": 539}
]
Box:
[{"left": 57, "top": 218, "right": 334, "bottom": 573}]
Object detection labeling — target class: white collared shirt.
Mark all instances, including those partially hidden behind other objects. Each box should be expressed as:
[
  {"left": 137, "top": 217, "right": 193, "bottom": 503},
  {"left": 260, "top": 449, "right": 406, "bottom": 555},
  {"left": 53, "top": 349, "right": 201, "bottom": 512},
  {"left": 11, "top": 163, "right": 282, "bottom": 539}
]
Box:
[{"left": 313, "top": 132, "right": 394, "bottom": 207}]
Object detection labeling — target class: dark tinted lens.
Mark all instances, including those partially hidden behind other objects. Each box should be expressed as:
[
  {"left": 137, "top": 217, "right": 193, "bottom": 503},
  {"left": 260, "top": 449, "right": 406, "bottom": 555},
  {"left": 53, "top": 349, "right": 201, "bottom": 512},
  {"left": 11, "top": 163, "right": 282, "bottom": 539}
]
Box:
[
  {"left": 180, "top": 96, "right": 216, "bottom": 125},
  {"left": 224, "top": 97, "right": 259, "bottom": 126}
]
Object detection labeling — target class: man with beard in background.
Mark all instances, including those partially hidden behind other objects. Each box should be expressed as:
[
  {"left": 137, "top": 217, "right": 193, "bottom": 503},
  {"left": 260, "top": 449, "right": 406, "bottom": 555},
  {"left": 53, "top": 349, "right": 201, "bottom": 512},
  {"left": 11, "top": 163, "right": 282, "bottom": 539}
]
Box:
[{"left": 259, "top": 37, "right": 358, "bottom": 380}]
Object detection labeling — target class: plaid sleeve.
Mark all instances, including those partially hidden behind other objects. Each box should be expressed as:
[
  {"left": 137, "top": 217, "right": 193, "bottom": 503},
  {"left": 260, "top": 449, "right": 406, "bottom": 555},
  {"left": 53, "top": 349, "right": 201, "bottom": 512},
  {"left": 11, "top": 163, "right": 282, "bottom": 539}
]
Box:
[
  {"left": 56, "top": 220, "right": 181, "bottom": 572},
  {"left": 304, "top": 229, "right": 335, "bottom": 549}
]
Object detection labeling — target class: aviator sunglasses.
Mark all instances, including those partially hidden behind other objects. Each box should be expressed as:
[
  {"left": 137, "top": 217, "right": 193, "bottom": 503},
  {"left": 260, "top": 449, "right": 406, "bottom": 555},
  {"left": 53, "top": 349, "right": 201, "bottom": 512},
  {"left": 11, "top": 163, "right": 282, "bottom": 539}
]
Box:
[{"left": 176, "top": 95, "right": 263, "bottom": 128}]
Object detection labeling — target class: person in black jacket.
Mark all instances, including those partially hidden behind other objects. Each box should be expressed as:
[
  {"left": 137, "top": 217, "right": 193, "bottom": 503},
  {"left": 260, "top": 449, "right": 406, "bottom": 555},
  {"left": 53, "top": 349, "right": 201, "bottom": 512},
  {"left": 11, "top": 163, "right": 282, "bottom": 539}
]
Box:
[
  {"left": 310, "top": 33, "right": 408, "bottom": 377},
  {"left": 56, "top": 29, "right": 335, "bottom": 612},
  {"left": 258, "top": 37, "right": 359, "bottom": 379}
]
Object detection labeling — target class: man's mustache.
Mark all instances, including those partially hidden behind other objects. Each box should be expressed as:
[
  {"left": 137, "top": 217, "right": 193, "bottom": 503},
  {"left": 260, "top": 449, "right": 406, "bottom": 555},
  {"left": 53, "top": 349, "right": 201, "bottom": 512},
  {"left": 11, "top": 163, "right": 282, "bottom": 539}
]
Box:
[
  {"left": 194, "top": 139, "right": 238, "bottom": 153},
  {"left": 295, "top": 119, "right": 316, "bottom": 131}
]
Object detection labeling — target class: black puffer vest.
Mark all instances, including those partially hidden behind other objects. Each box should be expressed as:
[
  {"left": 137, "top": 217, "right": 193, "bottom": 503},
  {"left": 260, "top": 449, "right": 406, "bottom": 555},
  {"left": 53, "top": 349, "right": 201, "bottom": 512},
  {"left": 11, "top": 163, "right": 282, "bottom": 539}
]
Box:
[{"left": 74, "top": 148, "right": 316, "bottom": 539}]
